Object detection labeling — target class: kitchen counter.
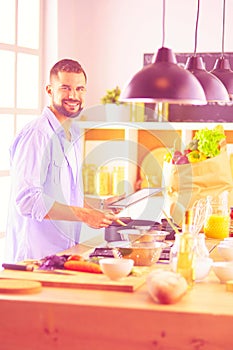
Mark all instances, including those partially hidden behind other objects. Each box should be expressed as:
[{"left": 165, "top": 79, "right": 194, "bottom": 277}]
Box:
[{"left": 0, "top": 236, "right": 232, "bottom": 350}]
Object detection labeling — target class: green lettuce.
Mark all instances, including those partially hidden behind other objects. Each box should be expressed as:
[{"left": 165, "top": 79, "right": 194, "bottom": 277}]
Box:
[{"left": 194, "top": 126, "right": 225, "bottom": 158}]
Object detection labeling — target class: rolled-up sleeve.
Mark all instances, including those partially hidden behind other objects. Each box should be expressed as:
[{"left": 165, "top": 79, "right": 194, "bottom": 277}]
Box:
[{"left": 10, "top": 127, "right": 55, "bottom": 221}]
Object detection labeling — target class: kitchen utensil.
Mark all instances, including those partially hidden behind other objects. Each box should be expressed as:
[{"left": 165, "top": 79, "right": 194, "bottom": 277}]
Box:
[
  {"left": 191, "top": 198, "right": 210, "bottom": 236},
  {"left": 115, "top": 219, "right": 127, "bottom": 226},
  {"left": 2, "top": 263, "right": 77, "bottom": 275},
  {"left": 108, "top": 187, "right": 163, "bottom": 210},
  {"left": 0, "top": 266, "right": 145, "bottom": 292},
  {"left": 0, "top": 279, "right": 42, "bottom": 294},
  {"left": 162, "top": 209, "right": 180, "bottom": 235}
]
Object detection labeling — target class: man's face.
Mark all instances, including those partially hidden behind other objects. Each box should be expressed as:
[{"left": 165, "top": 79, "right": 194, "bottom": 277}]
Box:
[{"left": 47, "top": 71, "right": 87, "bottom": 119}]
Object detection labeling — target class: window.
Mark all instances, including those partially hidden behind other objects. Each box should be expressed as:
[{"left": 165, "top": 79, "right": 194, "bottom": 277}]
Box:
[{"left": 0, "top": 0, "right": 42, "bottom": 232}]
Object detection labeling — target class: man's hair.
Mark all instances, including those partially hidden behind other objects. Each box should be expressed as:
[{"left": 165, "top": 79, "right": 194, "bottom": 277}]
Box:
[{"left": 50, "top": 58, "right": 87, "bottom": 82}]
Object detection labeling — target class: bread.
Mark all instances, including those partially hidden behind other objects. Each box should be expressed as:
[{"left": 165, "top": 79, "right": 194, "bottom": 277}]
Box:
[{"left": 147, "top": 269, "right": 188, "bottom": 304}]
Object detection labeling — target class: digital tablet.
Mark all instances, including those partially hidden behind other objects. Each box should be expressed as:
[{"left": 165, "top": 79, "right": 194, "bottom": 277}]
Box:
[{"left": 107, "top": 187, "right": 163, "bottom": 209}]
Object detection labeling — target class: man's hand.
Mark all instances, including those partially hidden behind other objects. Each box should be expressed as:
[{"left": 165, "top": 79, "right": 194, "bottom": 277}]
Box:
[
  {"left": 72, "top": 207, "right": 118, "bottom": 229},
  {"left": 104, "top": 193, "right": 126, "bottom": 214}
]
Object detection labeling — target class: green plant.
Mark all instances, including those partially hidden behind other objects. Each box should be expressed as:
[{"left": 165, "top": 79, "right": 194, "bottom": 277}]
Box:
[{"left": 101, "top": 86, "right": 122, "bottom": 105}]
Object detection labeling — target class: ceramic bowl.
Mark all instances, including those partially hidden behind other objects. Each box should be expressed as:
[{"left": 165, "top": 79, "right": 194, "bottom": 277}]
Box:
[
  {"left": 108, "top": 240, "right": 167, "bottom": 266},
  {"left": 99, "top": 258, "right": 134, "bottom": 280},
  {"left": 212, "top": 261, "right": 233, "bottom": 283},
  {"left": 223, "top": 237, "right": 233, "bottom": 245},
  {"left": 217, "top": 244, "right": 233, "bottom": 261},
  {"left": 195, "top": 257, "right": 213, "bottom": 281}
]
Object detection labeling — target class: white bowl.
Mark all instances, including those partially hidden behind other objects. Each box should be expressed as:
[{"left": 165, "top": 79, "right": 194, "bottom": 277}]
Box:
[
  {"left": 217, "top": 244, "right": 233, "bottom": 261},
  {"left": 99, "top": 258, "right": 134, "bottom": 280},
  {"left": 212, "top": 261, "right": 233, "bottom": 283},
  {"left": 223, "top": 237, "right": 233, "bottom": 244},
  {"left": 195, "top": 257, "right": 213, "bottom": 281}
]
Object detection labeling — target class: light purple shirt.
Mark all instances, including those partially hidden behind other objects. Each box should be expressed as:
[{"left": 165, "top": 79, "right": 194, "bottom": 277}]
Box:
[{"left": 5, "top": 107, "right": 84, "bottom": 262}]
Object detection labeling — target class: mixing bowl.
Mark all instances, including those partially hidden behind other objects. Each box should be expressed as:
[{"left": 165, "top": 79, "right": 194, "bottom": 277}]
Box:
[{"left": 108, "top": 240, "right": 167, "bottom": 266}]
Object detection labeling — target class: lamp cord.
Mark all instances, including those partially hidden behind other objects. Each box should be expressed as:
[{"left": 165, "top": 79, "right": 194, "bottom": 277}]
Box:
[
  {"left": 162, "top": 0, "right": 165, "bottom": 47},
  {"left": 194, "top": 0, "right": 200, "bottom": 56},
  {"left": 221, "top": 0, "right": 226, "bottom": 58}
]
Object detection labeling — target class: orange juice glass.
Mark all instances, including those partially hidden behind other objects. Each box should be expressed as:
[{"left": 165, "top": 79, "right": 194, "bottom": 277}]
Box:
[
  {"left": 204, "top": 214, "right": 229, "bottom": 239},
  {"left": 204, "top": 191, "right": 229, "bottom": 239}
]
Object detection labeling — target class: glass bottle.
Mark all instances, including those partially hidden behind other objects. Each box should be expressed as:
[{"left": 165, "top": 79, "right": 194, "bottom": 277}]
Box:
[
  {"left": 176, "top": 210, "right": 195, "bottom": 287},
  {"left": 204, "top": 191, "right": 229, "bottom": 239}
]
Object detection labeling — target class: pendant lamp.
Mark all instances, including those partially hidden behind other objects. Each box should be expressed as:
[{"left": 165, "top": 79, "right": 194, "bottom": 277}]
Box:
[
  {"left": 211, "top": 0, "right": 233, "bottom": 100},
  {"left": 185, "top": 0, "right": 229, "bottom": 102},
  {"left": 120, "top": 0, "right": 207, "bottom": 105}
]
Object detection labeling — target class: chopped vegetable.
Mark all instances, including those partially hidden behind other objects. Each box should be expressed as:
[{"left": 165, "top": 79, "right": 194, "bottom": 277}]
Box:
[
  {"left": 39, "top": 254, "right": 68, "bottom": 270},
  {"left": 64, "top": 260, "right": 102, "bottom": 274},
  {"left": 67, "top": 254, "right": 84, "bottom": 261}
]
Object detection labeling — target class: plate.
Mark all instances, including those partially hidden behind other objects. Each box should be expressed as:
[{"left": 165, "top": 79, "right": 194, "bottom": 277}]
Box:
[{"left": 140, "top": 147, "right": 168, "bottom": 187}]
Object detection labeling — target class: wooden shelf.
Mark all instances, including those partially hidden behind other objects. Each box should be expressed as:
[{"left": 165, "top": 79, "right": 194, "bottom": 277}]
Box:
[{"left": 79, "top": 121, "right": 233, "bottom": 195}]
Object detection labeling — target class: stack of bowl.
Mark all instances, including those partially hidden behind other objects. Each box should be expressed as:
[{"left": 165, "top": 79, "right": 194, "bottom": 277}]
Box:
[
  {"left": 212, "top": 238, "right": 233, "bottom": 283},
  {"left": 217, "top": 238, "right": 233, "bottom": 261},
  {"left": 107, "top": 229, "right": 169, "bottom": 266}
]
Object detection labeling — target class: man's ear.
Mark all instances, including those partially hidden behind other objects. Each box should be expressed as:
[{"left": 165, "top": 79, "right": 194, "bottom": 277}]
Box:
[{"left": 46, "top": 84, "right": 52, "bottom": 97}]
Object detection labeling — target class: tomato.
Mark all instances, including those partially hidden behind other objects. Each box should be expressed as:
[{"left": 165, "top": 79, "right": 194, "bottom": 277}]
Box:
[{"left": 67, "top": 254, "right": 84, "bottom": 261}]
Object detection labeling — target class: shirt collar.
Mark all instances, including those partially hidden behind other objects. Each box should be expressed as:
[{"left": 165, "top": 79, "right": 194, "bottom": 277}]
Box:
[{"left": 43, "top": 107, "right": 81, "bottom": 142}]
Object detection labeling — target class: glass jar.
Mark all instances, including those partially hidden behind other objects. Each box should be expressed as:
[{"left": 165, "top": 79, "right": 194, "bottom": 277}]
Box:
[
  {"left": 82, "top": 164, "right": 97, "bottom": 195},
  {"left": 96, "top": 166, "right": 110, "bottom": 196},
  {"left": 111, "top": 166, "right": 125, "bottom": 195},
  {"left": 204, "top": 191, "right": 229, "bottom": 239}
]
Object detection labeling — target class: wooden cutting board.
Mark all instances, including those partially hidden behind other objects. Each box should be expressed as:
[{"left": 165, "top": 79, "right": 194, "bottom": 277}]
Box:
[
  {"left": 0, "top": 279, "right": 42, "bottom": 294},
  {"left": 0, "top": 268, "right": 147, "bottom": 293}
]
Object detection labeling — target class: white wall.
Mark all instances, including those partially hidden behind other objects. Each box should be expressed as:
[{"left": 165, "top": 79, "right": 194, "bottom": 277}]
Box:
[{"left": 43, "top": 0, "right": 233, "bottom": 107}]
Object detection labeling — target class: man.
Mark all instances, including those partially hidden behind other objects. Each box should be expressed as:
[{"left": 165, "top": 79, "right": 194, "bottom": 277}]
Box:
[{"left": 5, "top": 58, "right": 118, "bottom": 262}]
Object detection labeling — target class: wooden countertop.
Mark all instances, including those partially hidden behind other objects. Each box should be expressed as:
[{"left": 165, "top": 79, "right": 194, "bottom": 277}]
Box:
[{"left": 0, "top": 236, "right": 232, "bottom": 350}]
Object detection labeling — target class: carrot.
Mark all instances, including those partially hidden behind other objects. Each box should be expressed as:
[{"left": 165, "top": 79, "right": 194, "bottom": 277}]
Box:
[{"left": 64, "top": 260, "right": 102, "bottom": 274}]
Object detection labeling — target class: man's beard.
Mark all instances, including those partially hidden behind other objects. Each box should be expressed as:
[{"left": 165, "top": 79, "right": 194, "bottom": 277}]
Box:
[{"left": 53, "top": 99, "right": 83, "bottom": 119}]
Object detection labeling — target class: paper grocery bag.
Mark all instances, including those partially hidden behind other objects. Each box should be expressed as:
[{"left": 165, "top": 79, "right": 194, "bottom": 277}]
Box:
[{"left": 162, "top": 150, "right": 233, "bottom": 225}]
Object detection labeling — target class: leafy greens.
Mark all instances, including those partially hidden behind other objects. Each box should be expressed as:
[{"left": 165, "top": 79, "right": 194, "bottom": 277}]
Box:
[{"left": 194, "top": 126, "right": 225, "bottom": 158}]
